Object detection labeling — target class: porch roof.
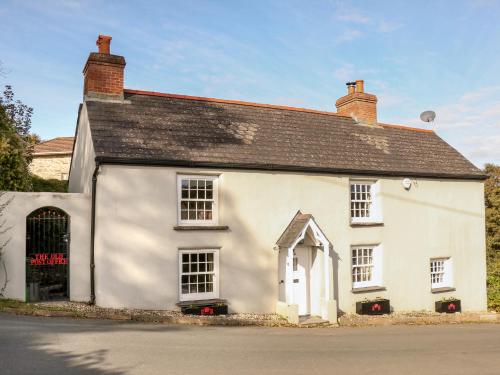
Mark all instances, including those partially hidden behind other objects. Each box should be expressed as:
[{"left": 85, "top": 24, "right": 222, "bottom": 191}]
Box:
[{"left": 276, "top": 211, "right": 314, "bottom": 248}]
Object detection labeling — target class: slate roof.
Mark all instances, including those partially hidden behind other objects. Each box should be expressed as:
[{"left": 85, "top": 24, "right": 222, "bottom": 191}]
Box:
[
  {"left": 84, "top": 89, "right": 485, "bottom": 180},
  {"left": 34, "top": 137, "right": 74, "bottom": 155},
  {"left": 276, "top": 211, "right": 314, "bottom": 248}
]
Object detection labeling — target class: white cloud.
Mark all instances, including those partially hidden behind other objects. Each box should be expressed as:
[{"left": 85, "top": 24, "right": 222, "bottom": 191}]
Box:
[
  {"left": 334, "top": 3, "right": 404, "bottom": 34},
  {"left": 377, "top": 20, "right": 403, "bottom": 33},
  {"left": 399, "top": 85, "right": 500, "bottom": 166},
  {"left": 335, "top": 28, "right": 363, "bottom": 43}
]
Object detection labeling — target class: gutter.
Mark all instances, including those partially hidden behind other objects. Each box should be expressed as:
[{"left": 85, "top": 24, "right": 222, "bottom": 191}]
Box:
[
  {"left": 94, "top": 156, "right": 488, "bottom": 181},
  {"left": 90, "top": 161, "right": 100, "bottom": 305}
]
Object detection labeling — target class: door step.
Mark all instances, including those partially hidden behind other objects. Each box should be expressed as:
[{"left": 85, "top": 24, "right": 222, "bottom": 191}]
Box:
[{"left": 298, "top": 315, "right": 330, "bottom": 327}]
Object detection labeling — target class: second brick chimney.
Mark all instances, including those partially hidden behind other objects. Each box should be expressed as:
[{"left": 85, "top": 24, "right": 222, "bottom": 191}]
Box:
[
  {"left": 83, "top": 35, "right": 126, "bottom": 100},
  {"left": 335, "top": 80, "right": 377, "bottom": 125}
]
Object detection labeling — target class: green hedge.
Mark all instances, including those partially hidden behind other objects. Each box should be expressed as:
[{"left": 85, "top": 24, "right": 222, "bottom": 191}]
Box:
[{"left": 31, "top": 175, "right": 68, "bottom": 192}]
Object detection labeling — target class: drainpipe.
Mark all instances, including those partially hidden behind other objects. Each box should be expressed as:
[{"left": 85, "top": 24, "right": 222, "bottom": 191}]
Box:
[{"left": 90, "top": 161, "right": 100, "bottom": 305}]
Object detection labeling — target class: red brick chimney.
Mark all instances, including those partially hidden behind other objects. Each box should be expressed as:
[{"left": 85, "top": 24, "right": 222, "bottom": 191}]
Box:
[
  {"left": 335, "top": 80, "right": 377, "bottom": 125},
  {"left": 83, "top": 35, "right": 126, "bottom": 100}
]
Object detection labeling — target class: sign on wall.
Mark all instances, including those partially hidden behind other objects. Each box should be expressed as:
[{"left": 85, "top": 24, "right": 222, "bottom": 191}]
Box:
[{"left": 30, "top": 253, "right": 68, "bottom": 266}]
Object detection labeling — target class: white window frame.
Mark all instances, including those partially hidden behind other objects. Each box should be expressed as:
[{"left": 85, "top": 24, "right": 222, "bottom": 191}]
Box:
[
  {"left": 178, "top": 249, "right": 219, "bottom": 302},
  {"left": 430, "top": 257, "right": 453, "bottom": 289},
  {"left": 349, "top": 180, "right": 382, "bottom": 223},
  {"left": 351, "top": 244, "right": 383, "bottom": 289},
  {"left": 177, "top": 175, "right": 219, "bottom": 226}
]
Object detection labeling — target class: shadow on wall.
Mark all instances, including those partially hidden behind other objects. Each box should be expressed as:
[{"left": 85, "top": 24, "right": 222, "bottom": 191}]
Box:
[
  {"left": 0, "top": 314, "right": 190, "bottom": 375},
  {"left": 95, "top": 166, "right": 276, "bottom": 312}
]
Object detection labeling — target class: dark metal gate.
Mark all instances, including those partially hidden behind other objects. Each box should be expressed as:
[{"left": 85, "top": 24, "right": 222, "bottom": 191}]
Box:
[{"left": 26, "top": 207, "right": 70, "bottom": 302}]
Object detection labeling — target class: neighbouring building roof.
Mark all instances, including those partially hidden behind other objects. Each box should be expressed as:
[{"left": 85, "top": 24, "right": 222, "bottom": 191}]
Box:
[
  {"left": 34, "top": 137, "right": 74, "bottom": 156},
  {"left": 84, "top": 89, "right": 485, "bottom": 180}
]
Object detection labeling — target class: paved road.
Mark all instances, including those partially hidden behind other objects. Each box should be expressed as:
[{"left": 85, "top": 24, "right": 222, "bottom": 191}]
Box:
[{"left": 1, "top": 313, "right": 500, "bottom": 375}]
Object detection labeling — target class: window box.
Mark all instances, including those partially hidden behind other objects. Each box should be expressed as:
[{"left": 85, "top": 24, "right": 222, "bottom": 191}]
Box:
[
  {"left": 177, "top": 299, "right": 228, "bottom": 316},
  {"left": 356, "top": 298, "right": 391, "bottom": 315},
  {"left": 435, "top": 298, "right": 461, "bottom": 314}
]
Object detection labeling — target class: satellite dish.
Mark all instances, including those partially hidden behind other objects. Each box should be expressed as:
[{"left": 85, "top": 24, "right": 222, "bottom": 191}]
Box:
[{"left": 420, "top": 110, "right": 436, "bottom": 123}]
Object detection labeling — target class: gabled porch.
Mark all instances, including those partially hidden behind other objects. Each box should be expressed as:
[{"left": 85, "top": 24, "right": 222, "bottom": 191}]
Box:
[{"left": 275, "top": 211, "right": 338, "bottom": 324}]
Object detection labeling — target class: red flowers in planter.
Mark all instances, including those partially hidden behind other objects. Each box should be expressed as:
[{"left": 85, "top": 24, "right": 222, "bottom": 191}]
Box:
[
  {"left": 200, "top": 306, "right": 214, "bottom": 315},
  {"left": 447, "top": 303, "right": 456, "bottom": 312},
  {"left": 371, "top": 303, "right": 382, "bottom": 312}
]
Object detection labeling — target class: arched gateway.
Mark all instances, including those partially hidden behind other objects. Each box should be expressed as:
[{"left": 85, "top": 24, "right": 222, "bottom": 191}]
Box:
[{"left": 26, "top": 207, "right": 70, "bottom": 302}]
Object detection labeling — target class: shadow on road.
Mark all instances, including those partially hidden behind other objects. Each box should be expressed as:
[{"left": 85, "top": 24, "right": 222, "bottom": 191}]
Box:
[{"left": 0, "top": 313, "right": 191, "bottom": 374}]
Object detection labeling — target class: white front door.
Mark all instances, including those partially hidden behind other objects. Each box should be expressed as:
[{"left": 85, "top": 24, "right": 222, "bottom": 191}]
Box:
[{"left": 292, "top": 247, "right": 310, "bottom": 316}]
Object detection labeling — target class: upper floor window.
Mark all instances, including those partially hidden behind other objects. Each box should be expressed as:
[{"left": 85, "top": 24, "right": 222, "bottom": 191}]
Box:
[
  {"left": 351, "top": 244, "right": 383, "bottom": 289},
  {"left": 177, "top": 175, "right": 218, "bottom": 225},
  {"left": 430, "top": 257, "right": 453, "bottom": 290},
  {"left": 350, "top": 180, "right": 381, "bottom": 223}
]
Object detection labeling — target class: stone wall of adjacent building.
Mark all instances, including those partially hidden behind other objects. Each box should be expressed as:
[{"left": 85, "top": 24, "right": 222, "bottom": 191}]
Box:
[{"left": 30, "top": 155, "right": 72, "bottom": 180}]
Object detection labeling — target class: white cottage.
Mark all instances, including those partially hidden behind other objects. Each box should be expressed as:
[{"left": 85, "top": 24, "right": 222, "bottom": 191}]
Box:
[{"left": 6, "top": 35, "right": 488, "bottom": 323}]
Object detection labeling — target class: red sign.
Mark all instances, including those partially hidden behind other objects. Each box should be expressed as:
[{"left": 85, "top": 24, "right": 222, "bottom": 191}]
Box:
[{"left": 30, "top": 253, "right": 68, "bottom": 266}]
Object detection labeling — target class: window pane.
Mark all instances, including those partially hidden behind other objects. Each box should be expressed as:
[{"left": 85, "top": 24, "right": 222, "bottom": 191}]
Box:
[
  {"left": 182, "top": 190, "right": 188, "bottom": 199},
  {"left": 198, "top": 180, "right": 205, "bottom": 189},
  {"left": 190, "top": 284, "right": 197, "bottom": 293},
  {"left": 181, "top": 180, "right": 188, "bottom": 189},
  {"left": 181, "top": 275, "right": 188, "bottom": 283},
  {"left": 189, "top": 180, "right": 197, "bottom": 189},
  {"left": 206, "top": 181, "right": 213, "bottom": 190},
  {"left": 198, "top": 283, "right": 206, "bottom": 293},
  {"left": 188, "top": 211, "right": 196, "bottom": 220},
  {"left": 182, "top": 264, "right": 189, "bottom": 273},
  {"left": 182, "top": 254, "right": 189, "bottom": 263},
  {"left": 182, "top": 284, "right": 189, "bottom": 294},
  {"left": 199, "top": 253, "right": 206, "bottom": 262},
  {"left": 190, "top": 253, "right": 198, "bottom": 262},
  {"left": 206, "top": 190, "right": 213, "bottom": 199},
  {"left": 189, "top": 189, "right": 197, "bottom": 199},
  {"left": 207, "top": 253, "right": 214, "bottom": 262}
]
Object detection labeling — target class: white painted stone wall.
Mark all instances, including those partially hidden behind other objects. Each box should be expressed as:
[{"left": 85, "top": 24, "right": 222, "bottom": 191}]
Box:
[
  {"left": 92, "top": 164, "right": 487, "bottom": 313},
  {"left": 30, "top": 155, "right": 72, "bottom": 180},
  {"left": 0, "top": 192, "right": 91, "bottom": 302}
]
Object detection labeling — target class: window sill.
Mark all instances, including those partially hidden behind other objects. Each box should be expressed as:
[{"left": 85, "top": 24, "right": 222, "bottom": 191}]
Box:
[
  {"left": 173, "top": 225, "right": 229, "bottom": 231},
  {"left": 350, "top": 222, "right": 384, "bottom": 227},
  {"left": 431, "top": 287, "right": 456, "bottom": 294},
  {"left": 352, "top": 286, "right": 386, "bottom": 294}
]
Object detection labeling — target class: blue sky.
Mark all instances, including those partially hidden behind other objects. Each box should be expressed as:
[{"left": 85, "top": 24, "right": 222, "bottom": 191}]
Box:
[{"left": 1, "top": 0, "right": 499, "bottom": 167}]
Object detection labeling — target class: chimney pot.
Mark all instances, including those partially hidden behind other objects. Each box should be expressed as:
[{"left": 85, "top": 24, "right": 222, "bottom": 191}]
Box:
[
  {"left": 96, "top": 35, "right": 112, "bottom": 54},
  {"left": 83, "top": 35, "right": 126, "bottom": 100},
  {"left": 346, "top": 82, "right": 355, "bottom": 95},
  {"left": 355, "top": 80, "right": 364, "bottom": 93}
]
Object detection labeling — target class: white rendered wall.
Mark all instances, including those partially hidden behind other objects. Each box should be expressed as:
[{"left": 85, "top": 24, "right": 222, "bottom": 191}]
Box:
[
  {"left": 93, "top": 165, "right": 487, "bottom": 313},
  {"left": 0, "top": 192, "right": 91, "bottom": 302},
  {"left": 68, "top": 104, "right": 95, "bottom": 194}
]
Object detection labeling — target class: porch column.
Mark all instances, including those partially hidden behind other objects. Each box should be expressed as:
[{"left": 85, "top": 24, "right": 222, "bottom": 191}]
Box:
[
  {"left": 323, "top": 241, "right": 330, "bottom": 301},
  {"left": 285, "top": 246, "right": 294, "bottom": 304}
]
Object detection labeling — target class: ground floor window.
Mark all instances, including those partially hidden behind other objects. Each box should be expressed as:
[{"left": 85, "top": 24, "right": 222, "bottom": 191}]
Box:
[
  {"left": 430, "top": 257, "right": 453, "bottom": 289},
  {"left": 179, "top": 249, "right": 219, "bottom": 301},
  {"left": 351, "top": 245, "right": 382, "bottom": 289}
]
